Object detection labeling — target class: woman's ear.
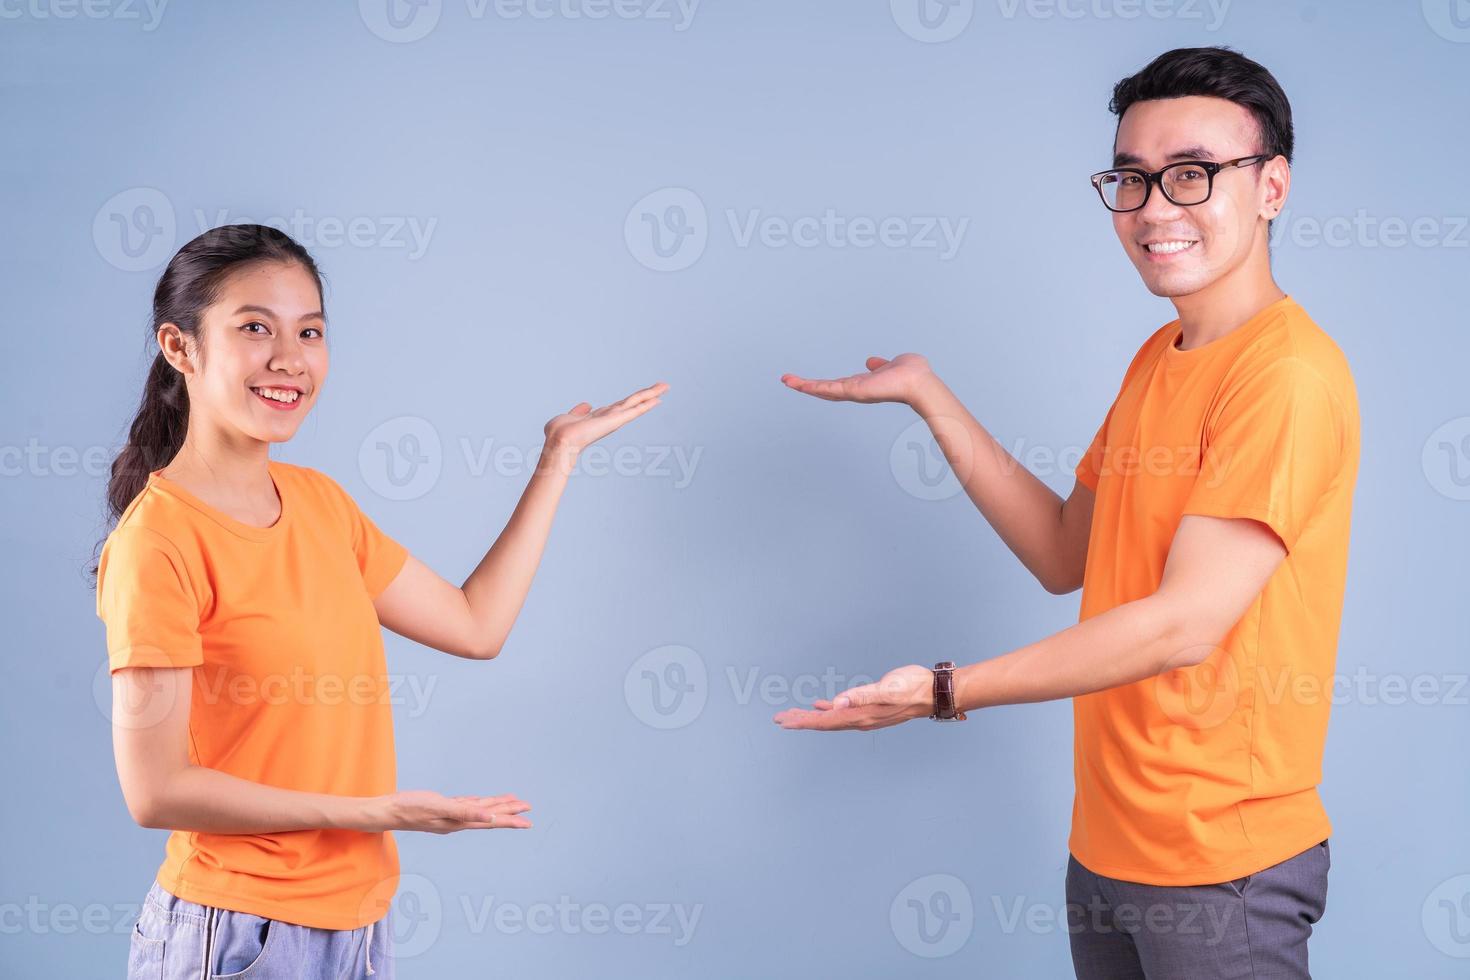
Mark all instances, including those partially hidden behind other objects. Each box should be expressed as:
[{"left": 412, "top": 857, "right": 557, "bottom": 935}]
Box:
[{"left": 156, "top": 323, "right": 194, "bottom": 378}]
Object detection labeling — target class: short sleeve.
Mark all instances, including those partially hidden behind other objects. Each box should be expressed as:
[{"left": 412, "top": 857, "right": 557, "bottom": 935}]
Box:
[
  {"left": 1074, "top": 401, "right": 1114, "bottom": 492},
  {"left": 1182, "top": 358, "right": 1344, "bottom": 552},
  {"left": 350, "top": 498, "right": 410, "bottom": 599},
  {"left": 95, "top": 527, "right": 205, "bottom": 673}
]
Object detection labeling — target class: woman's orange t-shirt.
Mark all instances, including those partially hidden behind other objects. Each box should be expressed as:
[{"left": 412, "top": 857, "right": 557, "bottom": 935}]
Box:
[
  {"left": 1071, "top": 295, "right": 1360, "bottom": 886},
  {"left": 95, "top": 459, "right": 409, "bottom": 929}
]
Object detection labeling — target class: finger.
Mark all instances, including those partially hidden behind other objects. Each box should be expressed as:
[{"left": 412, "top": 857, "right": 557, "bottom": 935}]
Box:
[
  {"left": 832, "top": 684, "right": 879, "bottom": 710},
  {"left": 865, "top": 356, "right": 889, "bottom": 371},
  {"left": 773, "top": 706, "right": 868, "bottom": 731},
  {"left": 781, "top": 375, "right": 857, "bottom": 401}
]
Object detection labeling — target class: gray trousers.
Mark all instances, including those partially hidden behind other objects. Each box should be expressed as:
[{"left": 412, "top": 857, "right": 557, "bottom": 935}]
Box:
[{"left": 1065, "top": 840, "right": 1330, "bottom": 979}]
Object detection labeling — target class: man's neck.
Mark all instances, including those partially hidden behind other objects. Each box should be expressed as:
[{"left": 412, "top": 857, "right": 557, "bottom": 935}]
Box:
[{"left": 1171, "top": 265, "right": 1286, "bottom": 351}]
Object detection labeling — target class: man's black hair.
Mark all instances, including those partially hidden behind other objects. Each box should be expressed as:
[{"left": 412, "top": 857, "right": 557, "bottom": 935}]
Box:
[{"left": 1109, "top": 46, "right": 1294, "bottom": 165}]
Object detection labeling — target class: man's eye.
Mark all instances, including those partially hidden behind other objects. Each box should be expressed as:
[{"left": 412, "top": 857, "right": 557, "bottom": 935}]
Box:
[
  {"left": 1121, "top": 174, "right": 1143, "bottom": 186},
  {"left": 1176, "top": 168, "right": 1206, "bottom": 181}
]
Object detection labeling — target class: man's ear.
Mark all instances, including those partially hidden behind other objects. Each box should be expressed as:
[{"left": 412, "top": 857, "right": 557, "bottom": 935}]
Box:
[{"left": 1261, "top": 156, "right": 1290, "bottom": 219}]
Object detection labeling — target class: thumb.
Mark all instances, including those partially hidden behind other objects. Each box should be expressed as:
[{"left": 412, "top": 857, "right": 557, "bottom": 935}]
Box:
[
  {"left": 833, "top": 684, "right": 877, "bottom": 709},
  {"left": 865, "top": 356, "right": 889, "bottom": 371},
  {"left": 569, "top": 402, "right": 592, "bottom": 415}
]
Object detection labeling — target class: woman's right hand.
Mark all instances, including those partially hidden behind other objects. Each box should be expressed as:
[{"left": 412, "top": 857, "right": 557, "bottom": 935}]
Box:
[
  {"left": 780, "top": 353, "right": 939, "bottom": 407},
  {"left": 369, "top": 790, "right": 533, "bottom": 834}
]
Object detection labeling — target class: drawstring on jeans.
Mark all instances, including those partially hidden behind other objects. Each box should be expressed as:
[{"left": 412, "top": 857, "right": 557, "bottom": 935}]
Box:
[
  {"left": 364, "top": 920, "right": 376, "bottom": 975},
  {"left": 200, "top": 905, "right": 222, "bottom": 979}
]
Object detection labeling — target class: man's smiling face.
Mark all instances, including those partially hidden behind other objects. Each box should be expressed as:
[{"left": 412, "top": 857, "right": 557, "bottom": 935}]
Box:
[{"left": 1110, "top": 95, "right": 1285, "bottom": 299}]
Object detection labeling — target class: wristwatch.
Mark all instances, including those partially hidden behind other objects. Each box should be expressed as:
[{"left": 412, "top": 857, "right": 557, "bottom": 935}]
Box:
[{"left": 930, "top": 661, "right": 967, "bottom": 721}]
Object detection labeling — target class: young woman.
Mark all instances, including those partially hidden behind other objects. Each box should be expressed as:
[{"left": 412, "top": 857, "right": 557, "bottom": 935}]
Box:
[{"left": 92, "top": 224, "right": 667, "bottom": 979}]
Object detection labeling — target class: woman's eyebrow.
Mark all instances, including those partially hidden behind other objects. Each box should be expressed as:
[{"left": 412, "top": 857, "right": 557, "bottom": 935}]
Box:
[{"left": 231, "top": 304, "right": 325, "bottom": 321}]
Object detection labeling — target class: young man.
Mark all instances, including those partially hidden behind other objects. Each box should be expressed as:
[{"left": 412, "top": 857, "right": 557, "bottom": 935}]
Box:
[{"left": 774, "top": 47, "right": 1360, "bottom": 979}]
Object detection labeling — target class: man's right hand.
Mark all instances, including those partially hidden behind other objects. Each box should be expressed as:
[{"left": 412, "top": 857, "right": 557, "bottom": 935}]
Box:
[{"left": 780, "top": 353, "right": 939, "bottom": 408}]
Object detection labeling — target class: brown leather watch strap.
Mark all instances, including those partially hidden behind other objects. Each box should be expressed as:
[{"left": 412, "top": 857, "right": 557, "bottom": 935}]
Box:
[{"left": 931, "top": 661, "right": 967, "bottom": 721}]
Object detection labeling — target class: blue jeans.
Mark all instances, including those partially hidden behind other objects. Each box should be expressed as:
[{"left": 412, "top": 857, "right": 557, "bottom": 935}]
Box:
[
  {"left": 1066, "top": 840, "right": 1330, "bottom": 979},
  {"left": 127, "top": 879, "right": 393, "bottom": 979}
]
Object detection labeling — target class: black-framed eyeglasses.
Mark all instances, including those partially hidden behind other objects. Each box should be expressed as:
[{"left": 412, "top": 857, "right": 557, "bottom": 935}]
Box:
[{"left": 1090, "top": 155, "right": 1273, "bottom": 213}]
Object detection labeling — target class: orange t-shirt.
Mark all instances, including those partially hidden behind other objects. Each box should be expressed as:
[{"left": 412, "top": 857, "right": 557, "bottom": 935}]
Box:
[
  {"left": 1070, "top": 294, "right": 1360, "bottom": 886},
  {"left": 95, "top": 459, "right": 410, "bottom": 928}
]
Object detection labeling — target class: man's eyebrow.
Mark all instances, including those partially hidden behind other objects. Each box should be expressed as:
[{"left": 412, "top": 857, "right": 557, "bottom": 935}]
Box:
[
  {"left": 1111, "top": 145, "right": 1220, "bottom": 167},
  {"left": 232, "top": 304, "right": 326, "bottom": 322}
]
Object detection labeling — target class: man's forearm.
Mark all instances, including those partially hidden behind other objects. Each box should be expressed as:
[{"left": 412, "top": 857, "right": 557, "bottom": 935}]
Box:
[
  {"left": 953, "top": 592, "right": 1197, "bottom": 712},
  {"left": 911, "top": 377, "right": 1075, "bottom": 590}
]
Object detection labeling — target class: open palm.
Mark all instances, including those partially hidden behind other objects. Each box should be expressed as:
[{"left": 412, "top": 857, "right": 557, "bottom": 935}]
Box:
[
  {"left": 780, "top": 353, "right": 932, "bottom": 405},
  {"left": 544, "top": 381, "right": 669, "bottom": 455}
]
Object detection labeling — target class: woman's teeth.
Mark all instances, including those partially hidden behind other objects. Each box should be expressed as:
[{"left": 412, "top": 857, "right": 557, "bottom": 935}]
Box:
[
  {"left": 252, "top": 387, "right": 300, "bottom": 403},
  {"left": 1146, "top": 240, "right": 1198, "bottom": 254}
]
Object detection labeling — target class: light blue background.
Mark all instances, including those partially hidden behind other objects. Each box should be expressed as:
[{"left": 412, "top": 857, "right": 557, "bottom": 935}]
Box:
[{"left": 3, "top": 0, "right": 1467, "bottom": 975}]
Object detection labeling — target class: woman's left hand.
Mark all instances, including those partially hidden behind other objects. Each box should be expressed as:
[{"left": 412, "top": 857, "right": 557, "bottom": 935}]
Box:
[{"left": 540, "top": 381, "right": 670, "bottom": 472}]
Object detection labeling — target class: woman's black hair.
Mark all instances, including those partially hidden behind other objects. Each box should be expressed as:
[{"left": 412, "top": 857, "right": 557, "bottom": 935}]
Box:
[
  {"left": 1109, "top": 46, "right": 1294, "bottom": 165},
  {"left": 88, "top": 223, "right": 323, "bottom": 584}
]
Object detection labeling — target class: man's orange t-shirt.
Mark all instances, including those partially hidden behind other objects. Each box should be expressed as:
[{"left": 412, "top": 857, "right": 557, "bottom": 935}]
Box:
[
  {"left": 95, "top": 459, "right": 409, "bottom": 929},
  {"left": 1070, "top": 294, "right": 1360, "bottom": 886}
]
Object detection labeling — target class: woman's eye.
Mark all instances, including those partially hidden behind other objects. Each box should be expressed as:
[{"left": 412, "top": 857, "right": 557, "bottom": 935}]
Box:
[
  {"left": 303, "top": 328, "right": 324, "bottom": 340},
  {"left": 242, "top": 321, "right": 267, "bottom": 334}
]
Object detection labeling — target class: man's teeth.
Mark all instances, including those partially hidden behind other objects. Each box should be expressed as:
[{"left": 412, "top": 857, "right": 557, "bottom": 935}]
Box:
[
  {"left": 1146, "top": 240, "right": 1198, "bottom": 254},
  {"left": 252, "top": 387, "right": 300, "bottom": 403}
]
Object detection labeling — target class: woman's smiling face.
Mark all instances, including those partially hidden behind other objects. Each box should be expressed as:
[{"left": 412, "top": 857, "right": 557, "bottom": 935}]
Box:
[{"left": 176, "top": 260, "right": 328, "bottom": 445}]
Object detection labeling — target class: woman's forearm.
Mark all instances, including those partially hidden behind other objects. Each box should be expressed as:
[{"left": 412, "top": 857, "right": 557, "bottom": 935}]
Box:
[
  {"left": 459, "top": 444, "right": 574, "bottom": 658},
  {"left": 136, "top": 764, "right": 389, "bottom": 834}
]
